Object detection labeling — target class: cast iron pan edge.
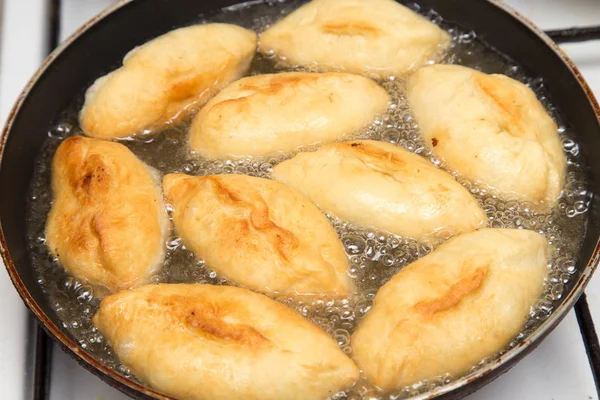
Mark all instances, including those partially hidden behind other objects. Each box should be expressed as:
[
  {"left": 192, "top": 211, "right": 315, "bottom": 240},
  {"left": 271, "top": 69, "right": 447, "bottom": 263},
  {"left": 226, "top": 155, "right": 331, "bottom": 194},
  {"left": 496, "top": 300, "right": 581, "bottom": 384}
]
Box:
[{"left": 0, "top": 0, "right": 599, "bottom": 399}]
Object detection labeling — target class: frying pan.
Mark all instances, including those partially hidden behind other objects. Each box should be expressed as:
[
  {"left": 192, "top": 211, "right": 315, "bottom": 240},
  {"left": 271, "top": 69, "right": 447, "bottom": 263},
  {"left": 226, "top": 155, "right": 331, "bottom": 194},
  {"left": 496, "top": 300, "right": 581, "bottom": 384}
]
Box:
[{"left": 1, "top": 0, "right": 599, "bottom": 399}]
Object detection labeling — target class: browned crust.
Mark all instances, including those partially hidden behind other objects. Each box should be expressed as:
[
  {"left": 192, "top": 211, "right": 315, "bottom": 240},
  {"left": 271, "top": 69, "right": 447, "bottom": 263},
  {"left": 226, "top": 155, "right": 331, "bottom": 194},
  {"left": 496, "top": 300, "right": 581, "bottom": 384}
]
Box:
[
  {"left": 413, "top": 265, "right": 489, "bottom": 316},
  {"left": 321, "top": 21, "right": 381, "bottom": 36},
  {"left": 208, "top": 177, "right": 298, "bottom": 262},
  {"left": 240, "top": 74, "right": 321, "bottom": 94},
  {"left": 148, "top": 294, "right": 272, "bottom": 348},
  {"left": 335, "top": 141, "right": 408, "bottom": 168},
  {"left": 50, "top": 137, "right": 113, "bottom": 260},
  {"left": 474, "top": 73, "right": 523, "bottom": 132},
  {"left": 47, "top": 136, "right": 165, "bottom": 290},
  {"left": 202, "top": 176, "right": 300, "bottom": 263},
  {"left": 207, "top": 74, "right": 325, "bottom": 113},
  {"left": 62, "top": 138, "right": 111, "bottom": 200}
]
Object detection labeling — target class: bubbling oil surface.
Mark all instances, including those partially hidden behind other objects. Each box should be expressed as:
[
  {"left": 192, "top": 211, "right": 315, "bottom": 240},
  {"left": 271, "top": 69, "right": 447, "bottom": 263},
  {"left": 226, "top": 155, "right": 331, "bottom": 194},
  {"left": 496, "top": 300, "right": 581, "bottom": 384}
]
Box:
[{"left": 26, "top": 1, "right": 590, "bottom": 399}]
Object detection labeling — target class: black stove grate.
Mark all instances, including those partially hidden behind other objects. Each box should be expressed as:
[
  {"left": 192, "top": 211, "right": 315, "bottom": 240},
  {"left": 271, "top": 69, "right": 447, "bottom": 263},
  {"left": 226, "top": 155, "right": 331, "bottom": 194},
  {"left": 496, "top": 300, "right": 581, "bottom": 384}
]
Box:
[
  {"left": 576, "top": 294, "right": 600, "bottom": 395},
  {"left": 546, "top": 26, "right": 600, "bottom": 43},
  {"left": 29, "top": 1, "right": 600, "bottom": 398}
]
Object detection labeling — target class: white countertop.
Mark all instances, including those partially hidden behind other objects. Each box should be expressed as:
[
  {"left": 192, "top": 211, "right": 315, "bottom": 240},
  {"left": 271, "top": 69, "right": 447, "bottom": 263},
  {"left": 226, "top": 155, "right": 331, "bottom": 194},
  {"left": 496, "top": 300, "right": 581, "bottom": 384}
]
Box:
[{"left": 0, "top": 0, "right": 599, "bottom": 399}]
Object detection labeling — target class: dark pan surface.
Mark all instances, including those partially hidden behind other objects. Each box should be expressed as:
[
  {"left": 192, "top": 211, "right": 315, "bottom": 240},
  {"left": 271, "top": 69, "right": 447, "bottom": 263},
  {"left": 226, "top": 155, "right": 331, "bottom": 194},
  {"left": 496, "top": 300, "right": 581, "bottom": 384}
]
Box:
[{"left": 1, "top": 0, "right": 599, "bottom": 399}]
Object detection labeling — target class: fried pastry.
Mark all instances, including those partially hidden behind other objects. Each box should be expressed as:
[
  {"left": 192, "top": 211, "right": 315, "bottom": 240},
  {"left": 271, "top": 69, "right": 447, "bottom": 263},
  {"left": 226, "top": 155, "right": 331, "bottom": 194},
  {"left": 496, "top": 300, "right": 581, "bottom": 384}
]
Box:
[
  {"left": 80, "top": 23, "right": 257, "bottom": 139},
  {"left": 258, "top": 0, "right": 450, "bottom": 77},
  {"left": 406, "top": 64, "right": 566, "bottom": 210},
  {"left": 163, "top": 174, "right": 351, "bottom": 296},
  {"left": 45, "top": 136, "right": 168, "bottom": 293},
  {"left": 189, "top": 72, "right": 389, "bottom": 158},
  {"left": 271, "top": 140, "right": 487, "bottom": 240},
  {"left": 93, "top": 283, "right": 360, "bottom": 400},
  {"left": 352, "top": 228, "right": 549, "bottom": 390}
]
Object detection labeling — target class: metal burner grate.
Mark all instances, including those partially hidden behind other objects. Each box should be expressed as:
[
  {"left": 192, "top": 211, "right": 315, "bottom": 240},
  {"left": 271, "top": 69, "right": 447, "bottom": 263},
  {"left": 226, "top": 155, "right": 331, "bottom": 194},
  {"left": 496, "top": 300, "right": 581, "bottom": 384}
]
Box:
[
  {"left": 546, "top": 26, "right": 600, "bottom": 44},
  {"left": 575, "top": 294, "right": 600, "bottom": 395},
  {"left": 28, "top": 1, "right": 600, "bottom": 398}
]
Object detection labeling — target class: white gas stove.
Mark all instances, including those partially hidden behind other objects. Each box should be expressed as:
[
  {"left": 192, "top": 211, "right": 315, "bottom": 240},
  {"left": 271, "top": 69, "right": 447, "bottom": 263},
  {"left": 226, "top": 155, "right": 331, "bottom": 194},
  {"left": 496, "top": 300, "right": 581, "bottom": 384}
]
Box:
[{"left": 0, "top": 1, "right": 599, "bottom": 399}]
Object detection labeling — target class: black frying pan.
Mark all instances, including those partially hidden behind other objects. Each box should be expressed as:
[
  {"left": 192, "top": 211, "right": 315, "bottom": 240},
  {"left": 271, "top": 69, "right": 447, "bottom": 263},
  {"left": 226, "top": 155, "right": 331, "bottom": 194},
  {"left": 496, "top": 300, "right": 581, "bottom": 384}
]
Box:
[{"left": 1, "top": 0, "right": 600, "bottom": 399}]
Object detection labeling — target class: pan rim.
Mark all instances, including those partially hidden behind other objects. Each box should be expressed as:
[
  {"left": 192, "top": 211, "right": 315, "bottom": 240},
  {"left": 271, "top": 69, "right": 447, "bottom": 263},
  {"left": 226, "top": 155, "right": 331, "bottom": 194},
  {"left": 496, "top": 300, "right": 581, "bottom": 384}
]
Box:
[{"left": 0, "top": 0, "right": 599, "bottom": 399}]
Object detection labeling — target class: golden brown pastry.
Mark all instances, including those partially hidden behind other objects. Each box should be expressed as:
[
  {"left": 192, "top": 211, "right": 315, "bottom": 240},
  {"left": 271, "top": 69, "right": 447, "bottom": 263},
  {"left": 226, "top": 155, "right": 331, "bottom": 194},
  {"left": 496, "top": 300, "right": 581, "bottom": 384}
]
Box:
[
  {"left": 189, "top": 72, "right": 389, "bottom": 158},
  {"left": 80, "top": 24, "right": 257, "bottom": 139},
  {"left": 406, "top": 64, "right": 566, "bottom": 210},
  {"left": 352, "top": 228, "right": 549, "bottom": 391},
  {"left": 93, "top": 283, "right": 359, "bottom": 400},
  {"left": 272, "top": 140, "right": 487, "bottom": 241},
  {"left": 163, "top": 174, "right": 351, "bottom": 296},
  {"left": 258, "top": 0, "right": 450, "bottom": 77},
  {"left": 45, "top": 136, "right": 168, "bottom": 293}
]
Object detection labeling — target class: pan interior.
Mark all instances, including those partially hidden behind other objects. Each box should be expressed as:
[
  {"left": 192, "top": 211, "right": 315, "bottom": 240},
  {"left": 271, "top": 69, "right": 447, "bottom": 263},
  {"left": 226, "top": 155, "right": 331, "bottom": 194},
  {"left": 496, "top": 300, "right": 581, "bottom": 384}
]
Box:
[{"left": 22, "top": 1, "right": 591, "bottom": 399}]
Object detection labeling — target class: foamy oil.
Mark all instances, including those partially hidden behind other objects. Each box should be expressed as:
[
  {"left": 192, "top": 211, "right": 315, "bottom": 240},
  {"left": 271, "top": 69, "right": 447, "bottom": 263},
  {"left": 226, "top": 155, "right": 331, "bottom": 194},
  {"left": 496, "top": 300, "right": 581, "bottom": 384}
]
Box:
[{"left": 25, "top": 1, "right": 591, "bottom": 399}]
